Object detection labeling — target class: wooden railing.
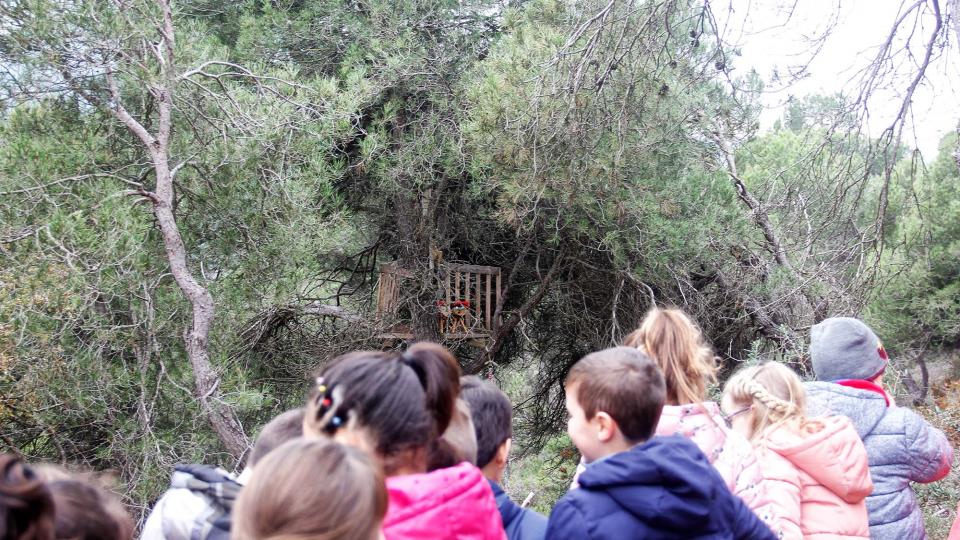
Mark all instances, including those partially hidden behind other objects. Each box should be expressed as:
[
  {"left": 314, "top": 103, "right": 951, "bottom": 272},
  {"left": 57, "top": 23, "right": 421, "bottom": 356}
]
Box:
[{"left": 376, "top": 262, "right": 502, "bottom": 340}]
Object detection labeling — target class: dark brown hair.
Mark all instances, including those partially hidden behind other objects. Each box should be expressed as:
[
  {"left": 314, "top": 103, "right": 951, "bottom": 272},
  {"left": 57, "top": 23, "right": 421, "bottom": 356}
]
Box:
[
  {"left": 460, "top": 376, "right": 513, "bottom": 469},
  {"left": 565, "top": 347, "right": 666, "bottom": 443},
  {"left": 249, "top": 408, "right": 305, "bottom": 466},
  {"left": 0, "top": 454, "right": 54, "bottom": 540},
  {"left": 232, "top": 439, "right": 387, "bottom": 540},
  {"left": 305, "top": 342, "right": 461, "bottom": 475},
  {"left": 47, "top": 477, "right": 133, "bottom": 540},
  {"left": 427, "top": 398, "right": 477, "bottom": 471}
]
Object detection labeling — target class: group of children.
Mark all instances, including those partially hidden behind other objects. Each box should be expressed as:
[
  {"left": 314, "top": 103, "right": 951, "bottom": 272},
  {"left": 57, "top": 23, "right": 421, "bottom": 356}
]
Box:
[{"left": 1, "top": 309, "right": 956, "bottom": 539}]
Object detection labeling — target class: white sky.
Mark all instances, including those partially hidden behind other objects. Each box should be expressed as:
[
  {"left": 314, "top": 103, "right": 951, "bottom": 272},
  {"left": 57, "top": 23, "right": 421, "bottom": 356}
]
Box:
[{"left": 715, "top": 0, "right": 959, "bottom": 159}]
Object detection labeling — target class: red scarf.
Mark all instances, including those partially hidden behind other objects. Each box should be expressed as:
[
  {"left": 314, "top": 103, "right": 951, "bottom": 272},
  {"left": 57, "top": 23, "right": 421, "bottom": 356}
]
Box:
[{"left": 835, "top": 379, "right": 890, "bottom": 406}]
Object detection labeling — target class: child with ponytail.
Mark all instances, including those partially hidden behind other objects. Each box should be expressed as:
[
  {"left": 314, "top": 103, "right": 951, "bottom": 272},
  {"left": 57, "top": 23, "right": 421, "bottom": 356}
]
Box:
[
  {"left": 620, "top": 308, "right": 782, "bottom": 534},
  {"left": 722, "top": 362, "right": 872, "bottom": 539},
  {"left": 302, "top": 342, "right": 505, "bottom": 540}
]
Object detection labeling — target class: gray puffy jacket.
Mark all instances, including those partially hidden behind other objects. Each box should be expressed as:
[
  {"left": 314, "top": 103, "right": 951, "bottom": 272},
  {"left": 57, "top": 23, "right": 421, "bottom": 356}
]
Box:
[{"left": 805, "top": 382, "right": 953, "bottom": 540}]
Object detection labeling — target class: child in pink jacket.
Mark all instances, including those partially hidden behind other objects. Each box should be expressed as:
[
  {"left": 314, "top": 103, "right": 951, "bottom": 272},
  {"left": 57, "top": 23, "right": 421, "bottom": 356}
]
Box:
[
  {"left": 622, "top": 308, "right": 783, "bottom": 535},
  {"left": 722, "top": 361, "right": 872, "bottom": 539},
  {"left": 303, "top": 343, "right": 506, "bottom": 540},
  {"left": 950, "top": 504, "right": 960, "bottom": 540}
]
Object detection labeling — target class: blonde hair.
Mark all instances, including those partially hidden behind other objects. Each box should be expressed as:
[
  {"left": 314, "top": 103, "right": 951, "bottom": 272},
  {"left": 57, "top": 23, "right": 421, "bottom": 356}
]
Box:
[
  {"left": 232, "top": 439, "right": 387, "bottom": 540},
  {"left": 722, "top": 361, "right": 807, "bottom": 442},
  {"left": 623, "top": 308, "right": 718, "bottom": 405}
]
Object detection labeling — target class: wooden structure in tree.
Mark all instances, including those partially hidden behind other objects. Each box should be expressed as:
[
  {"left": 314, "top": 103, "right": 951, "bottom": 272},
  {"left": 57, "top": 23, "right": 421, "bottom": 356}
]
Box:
[{"left": 376, "top": 262, "right": 502, "bottom": 343}]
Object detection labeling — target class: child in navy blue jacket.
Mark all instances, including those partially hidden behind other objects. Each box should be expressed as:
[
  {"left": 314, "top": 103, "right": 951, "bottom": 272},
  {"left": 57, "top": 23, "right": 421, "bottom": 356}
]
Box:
[
  {"left": 546, "top": 347, "right": 777, "bottom": 540},
  {"left": 461, "top": 376, "right": 547, "bottom": 540}
]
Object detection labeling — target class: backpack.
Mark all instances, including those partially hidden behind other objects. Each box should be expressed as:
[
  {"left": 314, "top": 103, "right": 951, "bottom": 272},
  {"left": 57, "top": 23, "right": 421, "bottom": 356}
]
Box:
[{"left": 170, "top": 464, "right": 242, "bottom": 540}]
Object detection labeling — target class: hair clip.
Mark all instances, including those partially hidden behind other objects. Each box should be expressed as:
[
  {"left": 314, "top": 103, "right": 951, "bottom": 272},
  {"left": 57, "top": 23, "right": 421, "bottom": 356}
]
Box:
[{"left": 314, "top": 380, "right": 349, "bottom": 436}]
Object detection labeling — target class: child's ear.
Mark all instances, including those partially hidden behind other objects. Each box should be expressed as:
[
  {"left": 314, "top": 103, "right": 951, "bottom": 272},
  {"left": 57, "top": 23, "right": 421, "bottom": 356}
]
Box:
[
  {"left": 594, "top": 412, "right": 619, "bottom": 442},
  {"left": 495, "top": 438, "right": 512, "bottom": 466}
]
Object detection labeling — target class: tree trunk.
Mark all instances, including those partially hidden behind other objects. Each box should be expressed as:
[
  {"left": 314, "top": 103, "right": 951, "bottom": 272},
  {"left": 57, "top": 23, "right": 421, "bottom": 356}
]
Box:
[
  {"left": 482, "top": 248, "right": 565, "bottom": 365},
  {"left": 394, "top": 189, "right": 441, "bottom": 343},
  {"left": 716, "top": 136, "right": 828, "bottom": 326},
  {"left": 86, "top": 0, "right": 250, "bottom": 459},
  {"left": 152, "top": 150, "right": 249, "bottom": 457}
]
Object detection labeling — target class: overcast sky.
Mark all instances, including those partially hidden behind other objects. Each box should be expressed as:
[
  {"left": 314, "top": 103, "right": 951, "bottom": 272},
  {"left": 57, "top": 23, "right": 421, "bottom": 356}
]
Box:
[{"left": 715, "top": 0, "right": 959, "bottom": 159}]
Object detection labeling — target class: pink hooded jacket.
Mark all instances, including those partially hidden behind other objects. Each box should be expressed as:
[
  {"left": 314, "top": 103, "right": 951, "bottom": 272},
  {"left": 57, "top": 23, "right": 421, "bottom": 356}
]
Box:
[
  {"left": 756, "top": 415, "right": 873, "bottom": 540},
  {"left": 657, "top": 402, "right": 783, "bottom": 535},
  {"left": 949, "top": 503, "right": 960, "bottom": 540},
  {"left": 384, "top": 462, "right": 507, "bottom": 540}
]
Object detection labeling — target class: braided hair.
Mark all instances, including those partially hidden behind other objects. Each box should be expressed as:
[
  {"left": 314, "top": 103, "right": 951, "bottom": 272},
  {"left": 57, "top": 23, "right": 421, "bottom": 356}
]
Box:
[{"left": 722, "top": 362, "right": 808, "bottom": 442}]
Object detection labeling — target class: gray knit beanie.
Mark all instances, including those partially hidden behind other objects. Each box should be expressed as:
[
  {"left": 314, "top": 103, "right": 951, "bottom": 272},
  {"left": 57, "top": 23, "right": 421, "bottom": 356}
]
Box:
[{"left": 809, "top": 317, "right": 889, "bottom": 381}]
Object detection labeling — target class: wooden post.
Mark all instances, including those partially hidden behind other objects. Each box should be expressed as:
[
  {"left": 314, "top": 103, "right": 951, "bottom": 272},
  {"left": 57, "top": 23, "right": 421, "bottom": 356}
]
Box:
[
  {"left": 474, "top": 272, "right": 481, "bottom": 328},
  {"left": 455, "top": 271, "right": 461, "bottom": 300},
  {"left": 444, "top": 267, "right": 451, "bottom": 337},
  {"left": 495, "top": 270, "right": 502, "bottom": 330},
  {"left": 485, "top": 273, "right": 491, "bottom": 331},
  {"left": 445, "top": 268, "right": 451, "bottom": 308},
  {"left": 463, "top": 272, "right": 471, "bottom": 328}
]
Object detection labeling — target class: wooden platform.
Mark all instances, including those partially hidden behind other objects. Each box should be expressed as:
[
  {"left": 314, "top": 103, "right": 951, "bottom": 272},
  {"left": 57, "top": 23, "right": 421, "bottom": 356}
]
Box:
[{"left": 377, "top": 331, "right": 490, "bottom": 340}]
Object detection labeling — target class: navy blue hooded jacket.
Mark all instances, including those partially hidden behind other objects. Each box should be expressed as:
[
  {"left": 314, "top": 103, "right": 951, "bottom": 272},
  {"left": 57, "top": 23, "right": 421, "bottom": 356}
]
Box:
[
  {"left": 545, "top": 435, "right": 776, "bottom": 540},
  {"left": 489, "top": 480, "right": 547, "bottom": 540}
]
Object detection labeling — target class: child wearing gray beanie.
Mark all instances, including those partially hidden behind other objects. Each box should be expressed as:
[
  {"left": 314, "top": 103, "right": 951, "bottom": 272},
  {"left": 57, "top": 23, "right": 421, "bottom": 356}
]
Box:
[
  {"left": 809, "top": 317, "right": 889, "bottom": 383},
  {"left": 804, "top": 317, "right": 952, "bottom": 540}
]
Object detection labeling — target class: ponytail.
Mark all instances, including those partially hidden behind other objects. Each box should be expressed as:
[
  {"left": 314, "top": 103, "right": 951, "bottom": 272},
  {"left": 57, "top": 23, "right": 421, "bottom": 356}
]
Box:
[
  {"left": 305, "top": 343, "right": 462, "bottom": 475},
  {"left": 0, "top": 454, "right": 54, "bottom": 540},
  {"left": 401, "top": 343, "right": 461, "bottom": 436}
]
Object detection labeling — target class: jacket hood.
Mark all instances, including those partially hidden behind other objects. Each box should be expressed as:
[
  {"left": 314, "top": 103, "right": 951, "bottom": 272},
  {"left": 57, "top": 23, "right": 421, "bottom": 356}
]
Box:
[
  {"left": 804, "top": 382, "right": 886, "bottom": 439},
  {"left": 765, "top": 416, "right": 873, "bottom": 503},
  {"left": 577, "top": 436, "right": 719, "bottom": 531},
  {"left": 384, "top": 462, "right": 505, "bottom": 540},
  {"left": 657, "top": 402, "right": 725, "bottom": 438},
  {"left": 656, "top": 402, "right": 742, "bottom": 468}
]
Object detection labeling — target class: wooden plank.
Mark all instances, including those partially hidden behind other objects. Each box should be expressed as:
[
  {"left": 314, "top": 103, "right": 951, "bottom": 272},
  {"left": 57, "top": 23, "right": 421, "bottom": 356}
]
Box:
[
  {"left": 377, "top": 272, "right": 396, "bottom": 315},
  {"left": 495, "top": 270, "right": 501, "bottom": 330},
  {"left": 474, "top": 272, "right": 481, "bottom": 324},
  {"left": 389, "top": 275, "right": 397, "bottom": 313},
  {"left": 445, "top": 268, "right": 451, "bottom": 308},
  {"left": 380, "top": 263, "right": 413, "bottom": 278},
  {"left": 448, "top": 263, "right": 500, "bottom": 275},
  {"left": 463, "top": 273, "right": 470, "bottom": 328},
  {"left": 485, "top": 273, "right": 491, "bottom": 330}
]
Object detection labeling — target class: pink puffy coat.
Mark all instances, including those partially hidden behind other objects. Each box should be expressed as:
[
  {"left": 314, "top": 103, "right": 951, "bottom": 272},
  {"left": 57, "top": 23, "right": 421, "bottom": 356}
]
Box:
[
  {"left": 756, "top": 416, "right": 873, "bottom": 539},
  {"left": 949, "top": 503, "right": 960, "bottom": 540},
  {"left": 384, "top": 462, "right": 507, "bottom": 540},
  {"left": 657, "top": 402, "right": 783, "bottom": 534}
]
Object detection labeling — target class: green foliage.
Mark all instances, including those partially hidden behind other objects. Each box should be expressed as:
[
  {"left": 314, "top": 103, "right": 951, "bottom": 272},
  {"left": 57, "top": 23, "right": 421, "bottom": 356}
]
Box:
[
  {"left": 869, "top": 133, "right": 960, "bottom": 351},
  {"left": 505, "top": 432, "right": 579, "bottom": 515}
]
